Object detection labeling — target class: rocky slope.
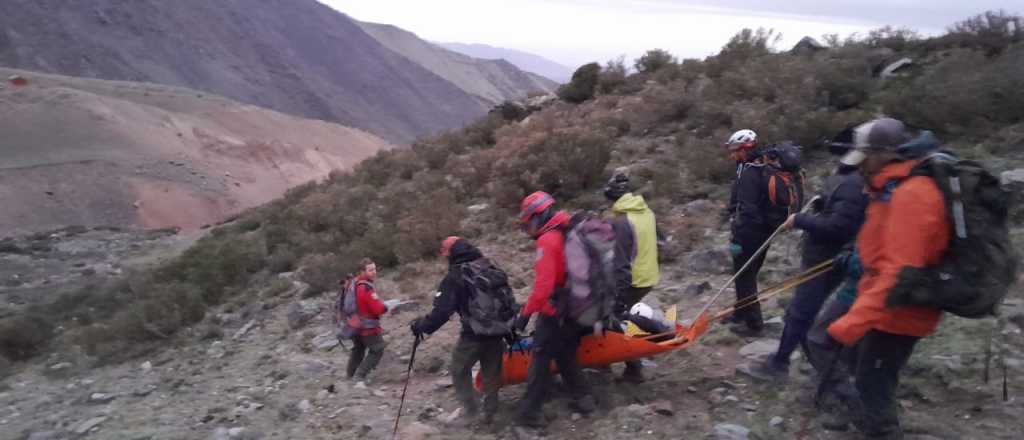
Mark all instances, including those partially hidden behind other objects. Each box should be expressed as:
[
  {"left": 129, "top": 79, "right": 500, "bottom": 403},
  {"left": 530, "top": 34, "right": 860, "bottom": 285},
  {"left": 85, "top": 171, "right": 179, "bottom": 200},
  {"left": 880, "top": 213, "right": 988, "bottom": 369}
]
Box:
[
  {"left": 3, "top": 213, "right": 1021, "bottom": 440},
  {"left": 441, "top": 42, "right": 575, "bottom": 84},
  {"left": 0, "top": 0, "right": 510, "bottom": 143},
  {"left": 357, "top": 21, "right": 557, "bottom": 104},
  {"left": 0, "top": 68, "right": 391, "bottom": 236}
]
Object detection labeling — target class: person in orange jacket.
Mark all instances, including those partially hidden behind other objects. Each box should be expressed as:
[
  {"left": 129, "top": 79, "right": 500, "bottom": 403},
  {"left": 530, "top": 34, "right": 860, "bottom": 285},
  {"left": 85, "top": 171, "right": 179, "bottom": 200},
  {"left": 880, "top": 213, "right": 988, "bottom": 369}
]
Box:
[
  {"left": 513, "top": 191, "right": 596, "bottom": 428},
  {"left": 828, "top": 118, "right": 947, "bottom": 439}
]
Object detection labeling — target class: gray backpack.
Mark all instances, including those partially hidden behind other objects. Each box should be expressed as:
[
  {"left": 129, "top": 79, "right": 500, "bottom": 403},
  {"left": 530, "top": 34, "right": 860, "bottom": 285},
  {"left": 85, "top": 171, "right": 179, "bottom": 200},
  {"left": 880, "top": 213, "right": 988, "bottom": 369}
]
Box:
[
  {"left": 563, "top": 216, "right": 618, "bottom": 329},
  {"left": 460, "top": 259, "right": 517, "bottom": 336},
  {"left": 887, "top": 153, "right": 1019, "bottom": 318}
]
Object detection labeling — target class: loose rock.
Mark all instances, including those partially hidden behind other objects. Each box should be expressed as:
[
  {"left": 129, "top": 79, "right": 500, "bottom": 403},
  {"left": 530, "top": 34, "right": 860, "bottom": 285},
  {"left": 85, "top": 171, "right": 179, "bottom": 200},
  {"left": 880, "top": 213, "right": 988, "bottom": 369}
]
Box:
[
  {"left": 73, "top": 416, "right": 108, "bottom": 434},
  {"left": 712, "top": 423, "right": 750, "bottom": 440},
  {"left": 738, "top": 339, "right": 777, "bottom": 359}
]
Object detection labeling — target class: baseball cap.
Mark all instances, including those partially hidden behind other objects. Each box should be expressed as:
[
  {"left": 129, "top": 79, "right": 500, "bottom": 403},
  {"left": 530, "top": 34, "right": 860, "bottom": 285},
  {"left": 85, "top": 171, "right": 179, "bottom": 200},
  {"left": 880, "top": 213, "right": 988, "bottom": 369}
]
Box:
[{"left": 840, "top": 118, "right": 911, "bottom": 166}]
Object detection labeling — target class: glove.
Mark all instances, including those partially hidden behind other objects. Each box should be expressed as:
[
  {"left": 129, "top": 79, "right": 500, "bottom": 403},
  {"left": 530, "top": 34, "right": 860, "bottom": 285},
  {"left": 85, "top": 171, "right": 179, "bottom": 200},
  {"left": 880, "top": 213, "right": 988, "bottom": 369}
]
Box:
[
  {"left": 409, "top": 318, "right": 425, "bottom": 338},
  {"left": 513, "top": 314, "right": 531, "bottom": 333},
  {"left": 729, "top": 243, "right": 743, "bottom": 256}
]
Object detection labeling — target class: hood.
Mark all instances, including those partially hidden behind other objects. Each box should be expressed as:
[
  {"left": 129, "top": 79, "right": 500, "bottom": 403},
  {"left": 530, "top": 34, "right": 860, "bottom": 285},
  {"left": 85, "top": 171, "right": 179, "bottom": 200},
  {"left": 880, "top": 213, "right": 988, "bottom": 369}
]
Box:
[
  {"left": 612, "top": 193, "right": 649, "bottom": 214},
  {"left": 537, "top": 210, "right": 571, "bottom": 237},
  {"left": 868, "top": 160, "right": 921, "bottom": 192},
  {"left": 447, "top": 239, "right": 483, "bottom": 265}
]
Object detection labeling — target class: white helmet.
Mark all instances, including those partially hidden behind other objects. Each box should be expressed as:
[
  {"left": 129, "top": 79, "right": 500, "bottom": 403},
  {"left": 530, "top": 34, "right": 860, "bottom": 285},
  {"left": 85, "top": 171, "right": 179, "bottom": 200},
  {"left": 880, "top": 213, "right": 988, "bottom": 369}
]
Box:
[
  {"left": 629, "top": 302, "right": 655, "bottom": 319},
  {"left": 726, "top": 129, "right": 758, "bottom": 151}
]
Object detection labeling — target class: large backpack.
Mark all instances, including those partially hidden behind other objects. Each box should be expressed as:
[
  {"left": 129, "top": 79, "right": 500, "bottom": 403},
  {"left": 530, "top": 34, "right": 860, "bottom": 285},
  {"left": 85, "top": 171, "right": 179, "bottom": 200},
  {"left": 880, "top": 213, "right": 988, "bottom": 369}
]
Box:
[
  {"left": 336, "top": 279, "right": 378, "bottom": 340},
  {"left": 765, "top": 142, "right": 806, "bottom": 214},
  {"left": 886, "top": 153, "right": 1019, "bottom": 318},
  {"left": 459, "top": 258, "right": 517, "bottom": 336},
  {"left": 563, "top": 215, "right": 618, "bottom": 331}
]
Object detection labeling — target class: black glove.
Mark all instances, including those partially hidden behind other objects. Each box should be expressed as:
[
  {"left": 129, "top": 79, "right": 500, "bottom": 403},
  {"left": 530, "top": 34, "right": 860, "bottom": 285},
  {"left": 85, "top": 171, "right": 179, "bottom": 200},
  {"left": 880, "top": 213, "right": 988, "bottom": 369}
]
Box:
[
  {"left": 513, "top": 314, "right": 530, "bottom": 333},
  {"left": 409, "top": 318, "right": 425, "bottom": 339}
]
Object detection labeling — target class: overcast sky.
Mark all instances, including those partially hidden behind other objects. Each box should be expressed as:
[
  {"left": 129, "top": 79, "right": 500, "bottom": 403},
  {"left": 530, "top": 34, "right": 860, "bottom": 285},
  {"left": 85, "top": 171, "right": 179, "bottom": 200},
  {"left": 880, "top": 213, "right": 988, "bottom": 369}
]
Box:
[{"left": 323, "top": 1, "right": 1017, "bottom": 68}]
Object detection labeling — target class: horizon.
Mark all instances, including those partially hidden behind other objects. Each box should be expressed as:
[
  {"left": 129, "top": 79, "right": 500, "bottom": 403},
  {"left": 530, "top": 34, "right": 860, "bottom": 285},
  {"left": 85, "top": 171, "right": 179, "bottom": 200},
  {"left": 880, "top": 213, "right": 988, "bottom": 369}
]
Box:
[{"left": 321, "top": 0, "right": 1018, "bottom": 69}]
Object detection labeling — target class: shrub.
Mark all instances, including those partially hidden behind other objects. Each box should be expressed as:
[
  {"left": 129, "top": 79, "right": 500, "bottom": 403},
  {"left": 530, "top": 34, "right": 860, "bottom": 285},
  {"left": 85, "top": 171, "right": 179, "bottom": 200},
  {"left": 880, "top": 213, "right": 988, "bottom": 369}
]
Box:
[
  {"left": 298, "top": 253, "right": 344, "bottom": 295},
  {"left": 0, "top": 314, "right": 53, "bottom": 361},
  {"left": 635, "top": 49, "right": 678, "bottom": 73},
  {"left": 944, "top": 10, "right": 1023, "bottom": 55},
  {"left": 558, "top": 62, "right": 601, "bottom": 103},
  {"left": 598, "top": 57, "right": 627, "bottom": 94}
]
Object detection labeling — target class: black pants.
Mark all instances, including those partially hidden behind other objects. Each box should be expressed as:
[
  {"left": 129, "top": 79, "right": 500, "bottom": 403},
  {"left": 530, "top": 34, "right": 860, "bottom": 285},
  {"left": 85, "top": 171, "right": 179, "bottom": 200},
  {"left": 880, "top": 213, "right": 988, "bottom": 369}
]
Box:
[
  {"left": 346, "top": 333, "right": 387, "bottom": 379},
  {"left": 620, "top": 286, "right": 653, "bottom": 376},
  {"left": 851, "top": 330, "right": 920, "bottom": 438},
  {"left": 804, "top": 297, "right": 857, "bottom": 401},
  {"left": 517, "top": 315, "right": 591, "bottom": 420},
  {"left": 772, "top": 254, "right": 845, "bottom": 366},
  {"left": 451, "top": 335, "right": 505, "bottom": 416},
  {"left": 732, "top": 237, "right": 770, "bottom": 328}
]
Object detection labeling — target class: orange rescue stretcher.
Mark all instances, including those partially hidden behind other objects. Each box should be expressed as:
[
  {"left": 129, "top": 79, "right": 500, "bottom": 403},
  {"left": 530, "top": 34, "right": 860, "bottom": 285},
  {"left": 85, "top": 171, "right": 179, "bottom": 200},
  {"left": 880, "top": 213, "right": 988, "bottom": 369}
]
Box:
[{"left": 475, "top": 259, "right": 833, "bottom": 390}]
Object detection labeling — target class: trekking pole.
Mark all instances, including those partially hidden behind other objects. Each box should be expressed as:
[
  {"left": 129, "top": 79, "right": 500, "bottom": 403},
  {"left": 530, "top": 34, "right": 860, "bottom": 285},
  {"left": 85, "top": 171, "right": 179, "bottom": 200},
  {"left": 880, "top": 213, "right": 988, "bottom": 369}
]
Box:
[{"left": 392, "top": 334, "right": 422, "bottom": 440}]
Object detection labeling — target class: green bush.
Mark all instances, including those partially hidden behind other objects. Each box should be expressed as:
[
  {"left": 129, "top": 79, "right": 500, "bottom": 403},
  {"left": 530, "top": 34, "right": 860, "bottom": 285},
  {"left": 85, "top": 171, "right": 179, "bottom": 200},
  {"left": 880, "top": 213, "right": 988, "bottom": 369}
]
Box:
[
  {"left": 558, "top": 62, "right": 601, "bottom": 103},
  {"left": 635, "top": 49, "right": 678, "bottom": 73},
  {"left": 598, "top": 57, "right": 627, "bottom": 94}
]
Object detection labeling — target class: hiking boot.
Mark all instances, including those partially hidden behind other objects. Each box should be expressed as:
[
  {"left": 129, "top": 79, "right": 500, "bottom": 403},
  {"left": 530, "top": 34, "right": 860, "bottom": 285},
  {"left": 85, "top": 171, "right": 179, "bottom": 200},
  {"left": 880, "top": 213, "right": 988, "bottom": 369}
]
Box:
[
  {"left": 618, "top": 362, "right": 646, "bottom": 384},
  {"left": 736, "top": 358, "right": 789, "bottom": 382},
  {"left": 482, "top": 412, "right": 496, "bottom": 426},
  {"left": 568, "top": 394, "right": 597, "bottom": 415},
  {"left": 821, "top": 413, "right": 851, "bottom": 432},
  {"left": 515, "top": 412, "right": 546, "bottom": 428},
  {"left": 728, "top": 322, "right": 764, "bottom": 337}
]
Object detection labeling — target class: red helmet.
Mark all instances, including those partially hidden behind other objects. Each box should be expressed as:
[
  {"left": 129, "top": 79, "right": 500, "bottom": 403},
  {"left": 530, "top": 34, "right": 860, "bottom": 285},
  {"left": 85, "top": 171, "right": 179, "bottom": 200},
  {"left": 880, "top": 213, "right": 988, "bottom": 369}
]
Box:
[
  {"left": 439, "top": 236, "right": 460, "bottom": 257},
  {"left": 519, "top": 191, "right": 555, "bottom": 223}
]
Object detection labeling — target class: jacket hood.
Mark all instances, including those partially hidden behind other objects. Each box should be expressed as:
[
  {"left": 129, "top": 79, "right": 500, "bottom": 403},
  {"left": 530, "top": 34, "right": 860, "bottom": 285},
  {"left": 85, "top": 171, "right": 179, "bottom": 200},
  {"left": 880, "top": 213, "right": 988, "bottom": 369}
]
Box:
[
  {"left": 447, "top": 239, "right": 483, "bottom": 265},
  {"left": 612, "top": 193, "right": 649, "bottom": 214},
  {"left": 868, "top": 160, "right": 921, "bottom": 191},
  {"left": 537, "top": 211, "right": 570, "bottom": 237}
]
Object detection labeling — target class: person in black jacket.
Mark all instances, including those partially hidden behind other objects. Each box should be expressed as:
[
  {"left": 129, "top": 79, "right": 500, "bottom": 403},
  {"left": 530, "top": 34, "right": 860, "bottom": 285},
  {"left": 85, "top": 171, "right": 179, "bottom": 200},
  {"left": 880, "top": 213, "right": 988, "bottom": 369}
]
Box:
[
  {"left": 728, "top": 155, "right": 793, "bottom": 335},
  {"left": 739, "top": 158, "right": 868, "bottom": 380},
  {"left": 410, "top": 237, "right": 507, "bottom": 425}
]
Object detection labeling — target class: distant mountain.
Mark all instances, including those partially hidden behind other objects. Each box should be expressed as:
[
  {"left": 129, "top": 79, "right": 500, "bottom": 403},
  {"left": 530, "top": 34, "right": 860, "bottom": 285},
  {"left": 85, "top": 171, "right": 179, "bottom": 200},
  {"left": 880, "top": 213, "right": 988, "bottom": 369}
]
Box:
[
  {"left": 357, "top": 21, "right": 557, "bottom": 104},
  {"left": 0, "top": 0, "right": 522, "bottom": 143},
  {"left": 440, "top": 42, "right": 575, "bottom": 83},
  {"left": 0, "top": 68, "right": 392, "bottom": 235}
]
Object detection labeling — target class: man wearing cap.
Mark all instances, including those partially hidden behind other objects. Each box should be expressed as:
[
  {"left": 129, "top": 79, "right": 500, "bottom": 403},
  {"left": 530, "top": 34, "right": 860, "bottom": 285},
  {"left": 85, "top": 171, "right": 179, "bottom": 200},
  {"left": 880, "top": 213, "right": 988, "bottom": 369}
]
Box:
[
  {"left": 410, "top": 237, "right": 508, "bottom": 425},
  {"left": 739, "top": 140, "right": 868, "bottom": 381},
  {"left": 603, "top": 173, "right": 660, "bottom": 383},
  {"left": 828, "top": 117, "right": 946, "bottom": 439}
]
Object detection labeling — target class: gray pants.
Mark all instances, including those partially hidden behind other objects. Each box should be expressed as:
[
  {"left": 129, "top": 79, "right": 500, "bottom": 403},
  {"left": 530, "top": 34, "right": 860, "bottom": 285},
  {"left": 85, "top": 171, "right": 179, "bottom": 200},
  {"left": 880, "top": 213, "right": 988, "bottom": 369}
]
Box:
[
  {"left": 347, "top": 333, "right": 386, "bottom": 379},
  {"left": 451, "top": 335, "right": 506, "bottom": 416}
]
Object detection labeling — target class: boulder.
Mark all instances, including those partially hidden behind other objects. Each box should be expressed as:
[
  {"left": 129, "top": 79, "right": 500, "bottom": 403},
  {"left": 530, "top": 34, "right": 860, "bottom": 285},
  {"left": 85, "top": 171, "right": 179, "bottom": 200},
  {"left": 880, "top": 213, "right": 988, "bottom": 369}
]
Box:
[
  {"left": 286, "top": 300, "right": 320, "bottom": 330},
  {"left": 73, "top": 416, "right": 108, "bottom": 434},
  {"left": 312, "top": 332, "right": 340, "bottom": 351}
]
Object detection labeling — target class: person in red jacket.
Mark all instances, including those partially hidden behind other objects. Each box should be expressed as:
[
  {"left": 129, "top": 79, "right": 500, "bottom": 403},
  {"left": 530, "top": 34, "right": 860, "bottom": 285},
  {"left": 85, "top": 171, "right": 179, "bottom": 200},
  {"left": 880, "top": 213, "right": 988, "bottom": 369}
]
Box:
[
  {"left": 828, "top": 118, "right": 947, "bottom": 439},
  {"left": 346, "top": 258, "right": 389, "bottom": 382},
  {"left": 513, "top": 191, "right": 596, "bottom": 428}
]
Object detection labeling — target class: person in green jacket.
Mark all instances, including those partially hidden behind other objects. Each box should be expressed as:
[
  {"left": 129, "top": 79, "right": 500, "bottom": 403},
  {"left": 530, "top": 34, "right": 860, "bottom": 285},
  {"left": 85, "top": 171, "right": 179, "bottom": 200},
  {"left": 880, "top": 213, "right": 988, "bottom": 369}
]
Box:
[{"left": 604, "top": 173, "right": 660, "bottom": 383}]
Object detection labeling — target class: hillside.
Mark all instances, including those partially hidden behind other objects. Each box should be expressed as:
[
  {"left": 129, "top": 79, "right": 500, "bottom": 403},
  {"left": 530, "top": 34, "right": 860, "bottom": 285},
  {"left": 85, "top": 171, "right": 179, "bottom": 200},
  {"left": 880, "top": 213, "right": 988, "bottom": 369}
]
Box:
[
  {"left": 0, "top": 68, "right": 392, "bottom": 236},
  {"left": 441, "top": 42, "right": 576, "bottom": 83},
  {"left": 0, "top": 0, "right": 505, "bottom": 143},
  {"left": 3, "top": 12, "right": 1024, "bottom": 440},
  {"left": 357, "top": 21, "right": 558, "bottom": 104}
]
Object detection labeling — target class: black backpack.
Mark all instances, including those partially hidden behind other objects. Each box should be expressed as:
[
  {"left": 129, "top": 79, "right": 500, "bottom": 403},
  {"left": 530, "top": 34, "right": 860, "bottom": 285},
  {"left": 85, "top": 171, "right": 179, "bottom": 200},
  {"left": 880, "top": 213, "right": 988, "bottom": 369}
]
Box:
[
  {"left": 460, "top": 258, "right": 517, "bottom": 336},
  {"left": 887, "top": 153, "right": 1019, "bottom": 318}
]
